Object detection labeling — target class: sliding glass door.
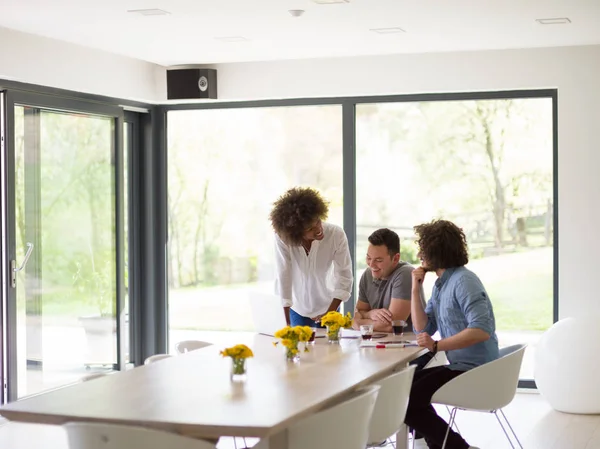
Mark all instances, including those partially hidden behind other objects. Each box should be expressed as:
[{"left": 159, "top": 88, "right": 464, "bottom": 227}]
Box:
[{"left": 2, "top": 91, "right": 125, "bottom": 401}]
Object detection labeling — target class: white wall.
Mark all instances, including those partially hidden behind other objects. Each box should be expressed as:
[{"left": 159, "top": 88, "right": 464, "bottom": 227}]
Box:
[
  {"left": 206, "top": 45, "right": 600, "bottom": 321},
  {"left": 0, "top": 27, "right": 162, "bottom": 102}
]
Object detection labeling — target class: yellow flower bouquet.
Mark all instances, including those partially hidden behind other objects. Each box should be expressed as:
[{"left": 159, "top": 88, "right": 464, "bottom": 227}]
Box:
[
  {"left": 273, "top": 325, "right": 313, "bottom": 362},
  {"left": 320, "top": 311, "right": 353, "bottom": 343},
  {"left": 220, "top": 344, "right": 254, "bottom": 381}
]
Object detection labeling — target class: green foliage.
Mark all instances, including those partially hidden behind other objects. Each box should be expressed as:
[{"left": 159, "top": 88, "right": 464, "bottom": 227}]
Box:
[
  {"left": 400, "top": 239, "right": 419, "bottom": 265},
  {"left": 72, "top": 259, "right": 113, "bottom": 316}
]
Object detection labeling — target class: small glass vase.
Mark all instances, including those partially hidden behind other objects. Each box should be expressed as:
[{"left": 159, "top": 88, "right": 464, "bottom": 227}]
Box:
[
  {"left": 286, "top": 346, "right": 300, "bottom": 363},
  {"left": 230, "top": 357, "right": 247, "bottom": 382},
  {"left": 327, "top": 326, "right": 341, "bottom": 344}
]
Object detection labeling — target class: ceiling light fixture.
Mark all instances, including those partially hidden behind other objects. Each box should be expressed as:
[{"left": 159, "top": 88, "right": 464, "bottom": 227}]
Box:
[
  {"left": 536, "top": 17, "right": 571, "bottom": 25},
  {"left": 312, "top": 0, "right": 349, "bottom": 4},
  {"left": 370, "top": 27, "right": 406, "bottom": 35},
  {"left": 127, "top": 8, "right": 170, "bottom": 16},
  {"left": 214, "top": 36, "right": 249, "bottom": 43},
  {"left": 288, "top": 9, "right": 305, "bottom": 17}
]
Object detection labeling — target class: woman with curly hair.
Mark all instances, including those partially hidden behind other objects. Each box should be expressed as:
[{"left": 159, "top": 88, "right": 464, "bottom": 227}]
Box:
[
  {"left": 269, "top": 187, "right": 353, "bottom": 327},
  {"left": 406, "top": 219, "right": 499, "bottom": 449}
]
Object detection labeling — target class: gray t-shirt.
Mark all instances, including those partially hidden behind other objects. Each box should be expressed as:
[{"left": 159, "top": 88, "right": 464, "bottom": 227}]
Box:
[{"left": 358, "top": 262, "right": 426, "bottom": 331}]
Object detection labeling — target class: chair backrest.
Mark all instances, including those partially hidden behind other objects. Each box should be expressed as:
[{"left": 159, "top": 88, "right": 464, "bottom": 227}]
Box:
[
  {"left": 424, "top": 351, "right": 449, "bottom": 369},
  {"left": 144, "top": 354, "right": 173, "bottom": 365},
  {"left": 175, "top": 340, "right": 212, "bottom": 355},
  {"left": 288, "top": 385, "right": 380, "bottom": 449},
  {"left": 432, "top": 344, "right": 526, "bottom": 412},
  {"left": 64, "top": 422, "right": 216, "bottom": 449},
  {"left": 368, "top": 365, "right": 416, "bottom": 445}
]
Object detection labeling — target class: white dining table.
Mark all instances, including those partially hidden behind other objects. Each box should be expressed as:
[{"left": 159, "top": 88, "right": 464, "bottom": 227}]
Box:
[{"left": 0, "top": 332, "right": 425, "bottom": 449}]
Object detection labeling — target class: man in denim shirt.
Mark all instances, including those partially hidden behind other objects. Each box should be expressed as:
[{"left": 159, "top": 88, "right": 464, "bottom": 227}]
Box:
[{"left": 406, "top": 219, "right": 499, "bottom": 449}]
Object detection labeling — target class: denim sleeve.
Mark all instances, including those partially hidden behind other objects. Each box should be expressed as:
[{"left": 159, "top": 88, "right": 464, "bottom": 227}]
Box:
[
  {"left": 456, "top": 276, "right": 495, "bottom": 335},
  {"left": 420, "top": 294, "right": 438, "bottom": 335}
]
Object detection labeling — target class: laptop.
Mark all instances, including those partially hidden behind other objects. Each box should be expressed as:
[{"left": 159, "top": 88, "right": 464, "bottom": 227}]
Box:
[{"left": 248, "top": 291, "right": 288, "bottom": 336}]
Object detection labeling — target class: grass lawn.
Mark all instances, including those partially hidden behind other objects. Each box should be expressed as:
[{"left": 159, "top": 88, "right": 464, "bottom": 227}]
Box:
[{"left": 466, "top": 247, "right": 553, "bottom": 331}]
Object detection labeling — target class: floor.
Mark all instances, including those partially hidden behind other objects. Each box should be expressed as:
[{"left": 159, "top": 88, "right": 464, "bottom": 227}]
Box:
[{"left": 214, "top": 393, "right": 600, "bottom": 449}]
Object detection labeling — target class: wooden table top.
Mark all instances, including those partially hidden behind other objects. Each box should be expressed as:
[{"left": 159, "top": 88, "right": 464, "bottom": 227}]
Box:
[{"left": 0, "top": 332, "right": 425, "bottom": 439}]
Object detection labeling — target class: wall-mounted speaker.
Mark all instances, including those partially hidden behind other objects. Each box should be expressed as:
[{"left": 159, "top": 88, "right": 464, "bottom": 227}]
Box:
[{"left": 167, "top": 68, "right": 218, "bottom": 100}]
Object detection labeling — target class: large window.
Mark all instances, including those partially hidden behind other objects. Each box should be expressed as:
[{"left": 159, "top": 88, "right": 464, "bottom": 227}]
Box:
[
  {"left": 356, "top": 97, "right": 554, "bottom": 380},
  {"left": 167, "top": 106, "right": 343, "bottom": 347}
]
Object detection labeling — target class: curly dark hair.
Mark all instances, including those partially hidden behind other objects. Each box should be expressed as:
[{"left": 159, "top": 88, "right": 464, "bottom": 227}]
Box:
[
  {"left": 413, "top": 219, "right": 469, "bottom": 270},
  {"left": 269, "top": 187, "right": 329, "bottom": 246},
  {"left": 368, "top": 228, "right": 400, "bottom": 257}
]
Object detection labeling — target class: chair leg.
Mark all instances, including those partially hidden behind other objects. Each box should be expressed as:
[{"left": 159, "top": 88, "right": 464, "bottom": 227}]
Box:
[
  {"left": 498, "top": 409, "right": 523, "bottom": 449},
  {"left": 233, "top": 437, "right": 238, "bottom": 449},
  {"left": 243, "top": 437, "right": 248, "bottom": 448},
  {"left": 441, "top": 407, "right": 457, "bottom": 449},
  {"left": 445, "top": 405, "right": 461, "bottom": 434},
  {"left": 493, "top": 411, "right": 516, "bottom": 449}
]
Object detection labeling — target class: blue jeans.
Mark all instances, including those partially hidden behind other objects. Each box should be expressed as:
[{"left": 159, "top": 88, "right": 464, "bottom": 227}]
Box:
[{"left": 289, "top": 308, "right": 325, "bottom": 328}]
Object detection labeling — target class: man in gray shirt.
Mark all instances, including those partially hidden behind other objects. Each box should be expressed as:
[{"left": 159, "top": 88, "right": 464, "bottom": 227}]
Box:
[{"left": 354, "top": 228, "right": 426, "bottom": 333}]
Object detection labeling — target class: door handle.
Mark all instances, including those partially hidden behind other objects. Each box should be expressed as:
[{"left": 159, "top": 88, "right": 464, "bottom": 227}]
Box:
[{"left": 10, "top": 242, "right": 33, "bottom": 288}]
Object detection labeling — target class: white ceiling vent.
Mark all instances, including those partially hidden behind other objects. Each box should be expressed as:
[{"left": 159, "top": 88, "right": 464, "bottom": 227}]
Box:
[
  {"left": 370, "top": 27, "right": 405, "bottom": 34},
  {"left": 312, "top": 0, "right": 349, "bottom": 4},
  {"left": 215, "top": 36, "right": 249, "bottom": 43},
  {"left": 127, "top": 9, "right": 171, "bottom": 16},
  {"left": 536, "top": 17, "right": 571, "bottom": 25}
]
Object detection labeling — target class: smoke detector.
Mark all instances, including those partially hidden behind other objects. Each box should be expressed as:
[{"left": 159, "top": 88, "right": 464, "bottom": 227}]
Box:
[{"left": 288, "top": 9, "right": 305, "bottom": 17}]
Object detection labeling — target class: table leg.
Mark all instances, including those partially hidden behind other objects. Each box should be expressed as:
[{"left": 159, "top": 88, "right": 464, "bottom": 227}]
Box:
[
  {"left": 396, "top": 424, "right": 409, "bottom": 449},
  {"left": 262, "top": 430, "right": 288, "bottom": 449}
]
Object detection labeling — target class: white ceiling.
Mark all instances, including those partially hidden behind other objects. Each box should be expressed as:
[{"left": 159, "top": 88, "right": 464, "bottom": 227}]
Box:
[{"left": 1, "top": 0, "right": 599, "bottom": 66}]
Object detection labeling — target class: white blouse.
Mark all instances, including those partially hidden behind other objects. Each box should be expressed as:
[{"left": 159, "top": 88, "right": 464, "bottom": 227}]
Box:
[{"left": 274, "top": 222, "right": 353, "bottom": 317}]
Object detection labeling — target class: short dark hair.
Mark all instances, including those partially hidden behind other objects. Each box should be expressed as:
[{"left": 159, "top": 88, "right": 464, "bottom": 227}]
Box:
[
  {"left": 368, "top": 228, "right": 400, "bottom": 257},
  {"left": 269, "top": 187, "right": 329, "bottom": 246},
  {"left": 413, "top": 219, "right": 469, "bottom": 270}
]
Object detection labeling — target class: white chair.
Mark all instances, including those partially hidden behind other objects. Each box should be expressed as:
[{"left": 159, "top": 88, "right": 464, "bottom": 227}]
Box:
[
  {"left": 144, "top": 354, "right": 173, "bottom": 365},
  {"left": 64, "top": 422, "right": 216, "bottom": 449},
  {"left": 175, "top": 340, "right": 212, "bottom": 354},
  {"left": 423, "top": 351, "right": 449, "bottom": 369},
  {"left": 431, "top": 344, "right": 527, "bottom": 449},
  {"left": 368, "top": 365, "right": 416, "bottom": 448},
  {"left": 253, "top": 385, "right": 381, "bottom": 449}
]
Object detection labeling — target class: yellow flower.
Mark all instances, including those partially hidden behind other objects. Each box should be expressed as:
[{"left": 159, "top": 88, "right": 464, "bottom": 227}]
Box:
[
  {"left": 320, "top": 311, "right": 353, "bottom": 329},
  {"left": 273, "top": 325, "right": 312, "bottom": 353},
  {"left": 220, "top": 344, "right": 254, "bottom": 359}
]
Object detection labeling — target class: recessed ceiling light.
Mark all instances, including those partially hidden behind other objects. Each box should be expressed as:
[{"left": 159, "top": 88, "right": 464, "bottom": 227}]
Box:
[
  {"left": 127, "top": 8, "right": 170, "bottom": 16},
  {"left": 536, "top": 17, "right": 571, "bottom": 25},
  {"left": 370, "top": 27, "right": 406, "bottom": 35},
  {"left": 214, "top": 36, "right": 249, "bottom": 43},
  {"left": 312, "top": 0, "right": 349, "bottom": 4}
]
